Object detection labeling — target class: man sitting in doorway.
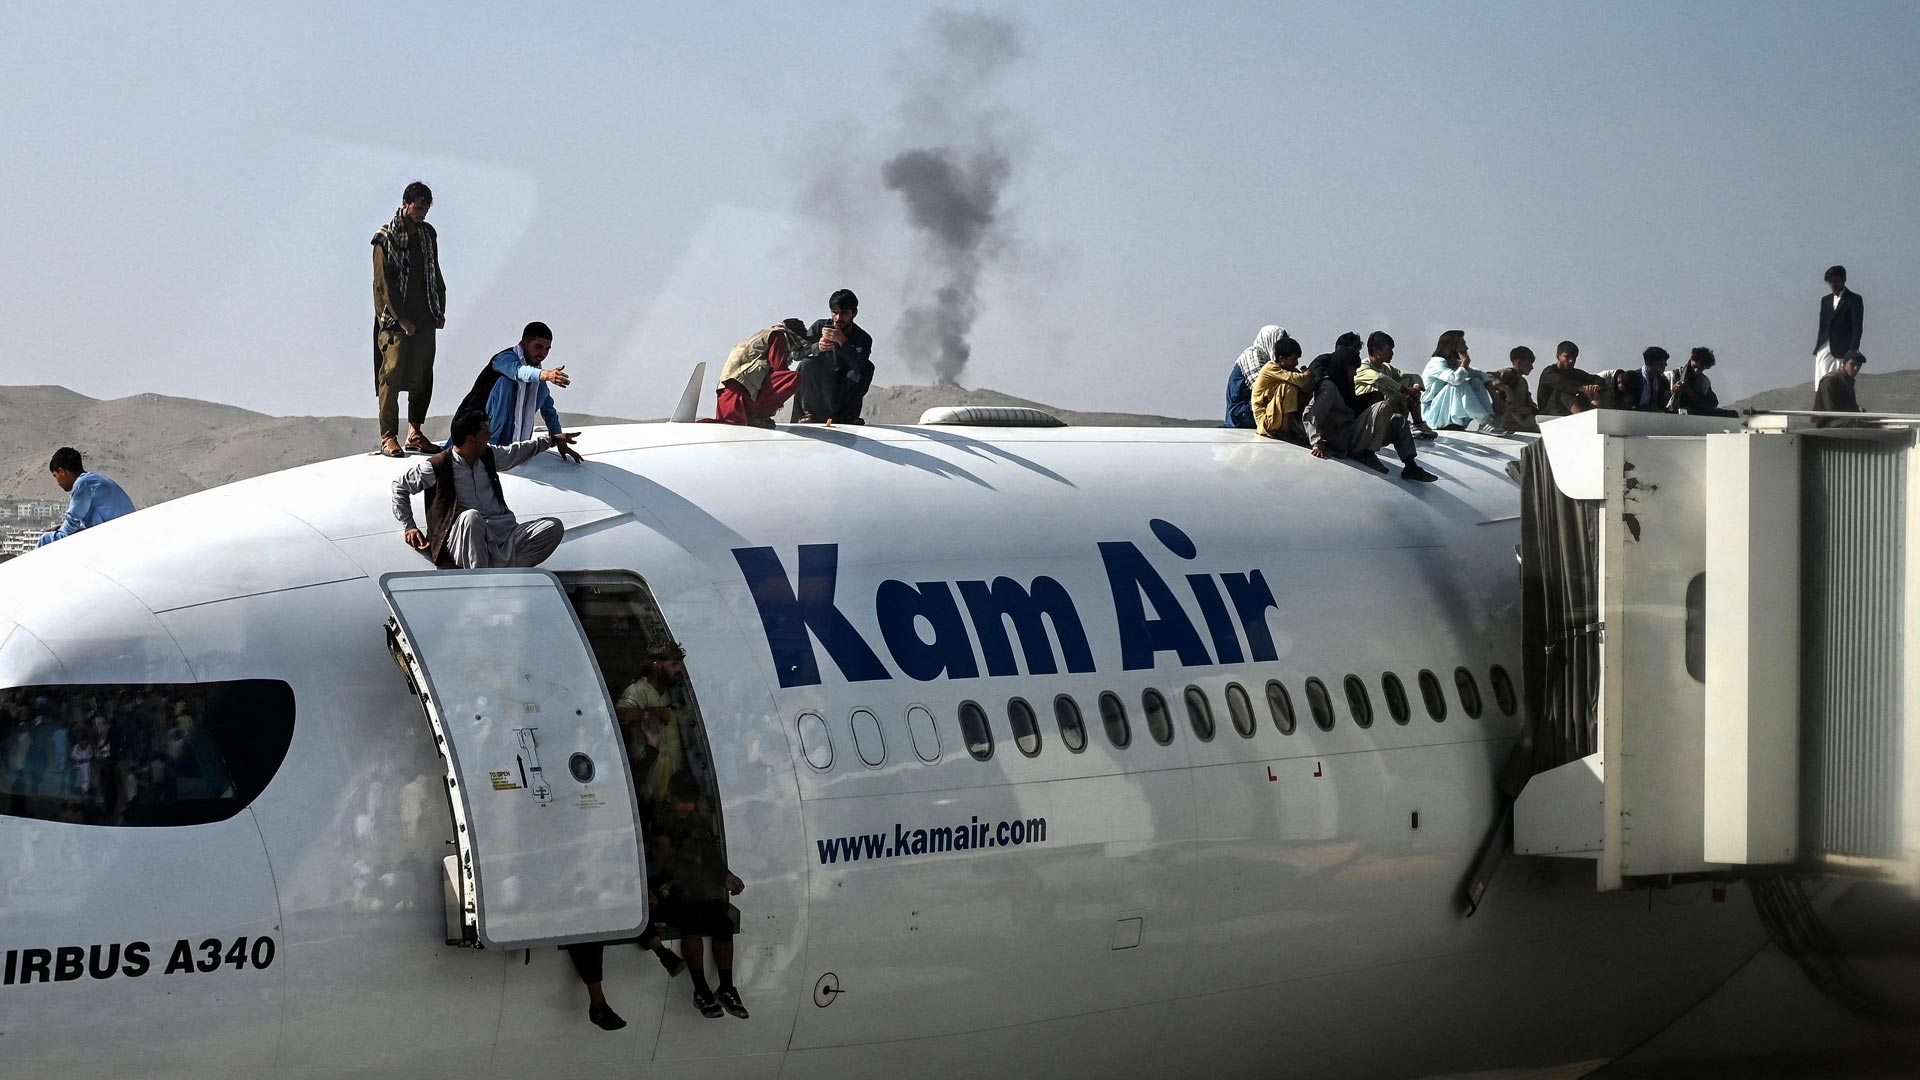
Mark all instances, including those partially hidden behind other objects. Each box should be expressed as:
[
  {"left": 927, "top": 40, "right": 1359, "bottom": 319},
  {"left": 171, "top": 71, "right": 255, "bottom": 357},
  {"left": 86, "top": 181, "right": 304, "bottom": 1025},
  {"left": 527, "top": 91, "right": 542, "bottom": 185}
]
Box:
[{"left": 390, "top": 409, "right": 581, "bottom": 568}]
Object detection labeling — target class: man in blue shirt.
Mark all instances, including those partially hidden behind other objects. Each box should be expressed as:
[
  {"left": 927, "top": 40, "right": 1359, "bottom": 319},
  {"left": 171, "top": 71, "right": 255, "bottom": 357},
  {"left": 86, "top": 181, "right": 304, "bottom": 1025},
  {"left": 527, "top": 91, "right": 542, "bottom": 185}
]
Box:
[
  {"left": 36, "top": 447, "right": 136, "bottom": 547},
  {"left": 448, "top": 321, "right": 572, "bottom": 448}
]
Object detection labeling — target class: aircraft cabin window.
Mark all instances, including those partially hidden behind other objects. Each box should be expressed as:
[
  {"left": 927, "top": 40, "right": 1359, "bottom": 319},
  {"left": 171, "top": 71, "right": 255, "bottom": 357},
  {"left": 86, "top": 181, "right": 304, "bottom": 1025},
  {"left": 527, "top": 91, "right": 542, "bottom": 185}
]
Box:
[
  {"left": 1343, "top": 675, "right": 1373, "bottom": 729},
  {"left": 1382, "top": 673, "right": 1411, "bottom": 726},
  {"left": 1266, "top": 680, "right": 1297, "bottom": 735},
  {"left": 797, "top": 712, "right": 833, "bottom": 770},
  {"left": 1054, "top": 695, "right": 1088, "bottom": 753},
  {"left": 1184, "top": 687, "right": 1215, "bottom": 742},
  {"left": 958, "top": 700, "right": 994, "bottom": 761},
  {"left": 0, "top": 681, "right": 294, "bottom": 828},
  {"left": 1489, "top": 665, "right": 1518, "bottom": 717},
  {"left": 1007, "top": 697, "right": 1042, "bottom": 758},
  {"left": 850, "top": 709, "right": 886, "bottom": 768},
  {"left": 1225, "top": 682, "right": 1257, "bottom": 739},
  {"left": 1142, "top": 688, "right": 1174, "bottom": 746},
  {"left": 1098, "top": 692, "right": 1132, "bottom": 749},
  {"left": 907, "top": 705, "right": 942, "bottom": 764},
  {"left": 1454, "top": 668, "right": 1484, "bottom": 720},
  {"left": 1304, "top": 678, "right": 1335, "bottom": 732},
  {"left": 1417, "top": 669, "right": 1447, "bottom": 722}
]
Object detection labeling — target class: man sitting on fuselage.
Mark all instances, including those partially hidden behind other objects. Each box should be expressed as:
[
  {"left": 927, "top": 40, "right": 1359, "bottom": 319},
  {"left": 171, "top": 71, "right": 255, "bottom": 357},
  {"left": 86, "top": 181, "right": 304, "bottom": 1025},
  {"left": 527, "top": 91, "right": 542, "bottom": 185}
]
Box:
[{"left": 391, "top": 409, "right": 581, "bottom": 568}]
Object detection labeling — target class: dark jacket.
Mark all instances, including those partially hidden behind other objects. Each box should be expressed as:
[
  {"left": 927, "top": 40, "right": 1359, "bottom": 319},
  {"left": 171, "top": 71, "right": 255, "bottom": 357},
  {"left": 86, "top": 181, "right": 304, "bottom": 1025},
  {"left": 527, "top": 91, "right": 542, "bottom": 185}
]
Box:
[
  {"left": 1598, "top": 368, "right": 1672, "bottom": 412},
  {"left": 1816, "top": 290, "right": 1864, "bottom": 356},
  {"left": 1306, "top": 348, "right": 1367, "bottom": 412},
  {"left": 1537, "top": 364, "right": 1604, "bottom": 416}
]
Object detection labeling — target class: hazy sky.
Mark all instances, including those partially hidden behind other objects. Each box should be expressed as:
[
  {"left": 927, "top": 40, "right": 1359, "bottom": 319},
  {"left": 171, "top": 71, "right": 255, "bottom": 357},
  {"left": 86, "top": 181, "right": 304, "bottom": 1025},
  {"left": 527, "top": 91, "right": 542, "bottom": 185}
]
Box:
[{"left": 4, "top": 1, "right": 1917, "bottom": 422}]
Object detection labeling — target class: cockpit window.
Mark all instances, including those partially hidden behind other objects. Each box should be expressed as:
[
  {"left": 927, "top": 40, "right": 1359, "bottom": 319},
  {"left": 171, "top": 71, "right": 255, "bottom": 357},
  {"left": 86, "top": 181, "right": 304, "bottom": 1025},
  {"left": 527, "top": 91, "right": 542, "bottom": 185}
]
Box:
[{"left": 1, "top": 681, "right": 293, "bottom": 827}]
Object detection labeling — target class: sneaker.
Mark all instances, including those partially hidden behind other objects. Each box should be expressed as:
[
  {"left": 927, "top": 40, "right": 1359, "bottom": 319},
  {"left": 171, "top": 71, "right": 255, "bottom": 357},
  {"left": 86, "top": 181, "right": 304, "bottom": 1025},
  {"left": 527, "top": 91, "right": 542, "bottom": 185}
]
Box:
[
  {"left": 588, "top": 1003, "right": 627, "bottom": 1031},
  {"left": 655, "top": 947, "right": 686, "bottom": 978},
  {"left": 1413, "top": 425, "right": 1439, "bottom": 441},
  {"left": 693, "top": 988, "right": 724, "bottom": 1019},
  {"left": 1401, "top": 463, "right": 1439, "bottom": 483},
  {"left": 1352, "top": 450, "right": 1389, "bottom": 474},
  {"left": 716, "top": 986, "right": 749, "bottom": 1019}
]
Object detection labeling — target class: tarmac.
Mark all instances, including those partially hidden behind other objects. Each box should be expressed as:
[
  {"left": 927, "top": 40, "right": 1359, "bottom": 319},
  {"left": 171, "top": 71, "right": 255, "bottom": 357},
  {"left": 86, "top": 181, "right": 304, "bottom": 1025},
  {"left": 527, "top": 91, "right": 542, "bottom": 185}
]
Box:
[{"left": 1590, "top": 880, "right": 1920, "bottom": 1078}]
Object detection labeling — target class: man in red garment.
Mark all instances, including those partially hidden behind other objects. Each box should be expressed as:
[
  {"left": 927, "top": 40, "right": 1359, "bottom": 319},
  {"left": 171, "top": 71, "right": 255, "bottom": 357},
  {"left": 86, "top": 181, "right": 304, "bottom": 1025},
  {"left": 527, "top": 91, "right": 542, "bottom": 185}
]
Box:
[{"left": 712, "top": 319, "right": 807, "bottom": 427}]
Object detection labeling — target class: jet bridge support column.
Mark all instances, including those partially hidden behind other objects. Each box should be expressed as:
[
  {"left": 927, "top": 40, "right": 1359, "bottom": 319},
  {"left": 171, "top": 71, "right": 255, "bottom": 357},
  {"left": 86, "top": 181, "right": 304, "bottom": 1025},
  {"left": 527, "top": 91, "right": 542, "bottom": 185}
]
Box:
[{"left": 1702, "top": 434, "right": 1801, "bottom": 866}]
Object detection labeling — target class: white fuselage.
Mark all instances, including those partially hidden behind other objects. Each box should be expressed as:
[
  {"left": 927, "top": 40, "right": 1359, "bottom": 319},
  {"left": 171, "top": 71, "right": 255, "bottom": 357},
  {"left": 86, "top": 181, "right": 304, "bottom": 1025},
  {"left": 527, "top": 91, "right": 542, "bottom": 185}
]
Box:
[{"left": 0, "top": 423, "right": 1764, "bottom": 1079}]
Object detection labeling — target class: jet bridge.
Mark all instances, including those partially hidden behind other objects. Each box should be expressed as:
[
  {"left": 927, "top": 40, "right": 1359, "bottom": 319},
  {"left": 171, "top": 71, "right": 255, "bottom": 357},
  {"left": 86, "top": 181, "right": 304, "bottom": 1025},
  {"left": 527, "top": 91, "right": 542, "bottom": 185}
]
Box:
[{"left": 1512, "top": 409, "right": 1920, "bottom": 891}]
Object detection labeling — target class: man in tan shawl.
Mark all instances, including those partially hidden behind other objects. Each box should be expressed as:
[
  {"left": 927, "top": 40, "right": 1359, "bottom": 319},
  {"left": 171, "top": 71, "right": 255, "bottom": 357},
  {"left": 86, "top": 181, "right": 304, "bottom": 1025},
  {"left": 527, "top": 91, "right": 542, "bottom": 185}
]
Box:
[
  {"left": 372, "top": 181, "right": 447, "bottom": 456},
  {"left": 710, "top": 320, "right": 807, "bottom": 428}
]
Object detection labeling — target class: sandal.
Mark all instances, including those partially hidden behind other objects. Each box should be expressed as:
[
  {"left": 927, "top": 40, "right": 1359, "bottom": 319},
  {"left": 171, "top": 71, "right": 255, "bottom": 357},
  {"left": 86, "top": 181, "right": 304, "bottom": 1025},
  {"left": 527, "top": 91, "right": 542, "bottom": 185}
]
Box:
[
  {"left": 404, "top": 432, "right": 435, "bottom": 453},
  {"left": 380, "top": 436, "right": 404, "bottom": 458}
]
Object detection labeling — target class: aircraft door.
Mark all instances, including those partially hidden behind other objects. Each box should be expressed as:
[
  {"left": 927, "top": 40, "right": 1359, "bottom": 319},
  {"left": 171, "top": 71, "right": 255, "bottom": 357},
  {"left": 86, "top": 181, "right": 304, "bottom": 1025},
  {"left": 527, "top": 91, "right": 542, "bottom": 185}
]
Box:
[{"left": 379, "top": 569, "right": 649, "bottom": 949}]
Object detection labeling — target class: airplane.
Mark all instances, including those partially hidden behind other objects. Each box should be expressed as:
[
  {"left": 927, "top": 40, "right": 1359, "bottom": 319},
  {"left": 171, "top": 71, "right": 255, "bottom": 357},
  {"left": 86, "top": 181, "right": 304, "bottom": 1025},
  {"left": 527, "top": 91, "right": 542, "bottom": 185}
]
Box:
[{"left": 0, "top": 413, "right": 1782, "bottom": 1079}]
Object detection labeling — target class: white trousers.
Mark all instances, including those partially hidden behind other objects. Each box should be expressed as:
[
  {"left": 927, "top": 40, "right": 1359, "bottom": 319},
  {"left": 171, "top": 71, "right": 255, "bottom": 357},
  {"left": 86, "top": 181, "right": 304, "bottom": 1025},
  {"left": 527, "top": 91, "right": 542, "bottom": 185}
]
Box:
[
  {"left": 445, "top": 510, "right": 564, "bottom": 569},
  {"left": 1814, "top": 347, "right": 1840, "bottom": 389}
]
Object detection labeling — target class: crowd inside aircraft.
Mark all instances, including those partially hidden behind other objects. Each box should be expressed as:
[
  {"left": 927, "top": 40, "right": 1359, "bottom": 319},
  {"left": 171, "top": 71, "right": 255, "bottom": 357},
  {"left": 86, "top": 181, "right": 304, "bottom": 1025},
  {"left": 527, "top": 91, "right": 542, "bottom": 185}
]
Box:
[{"left": 1, "top": 686, "right": 236, "bottom": 827}]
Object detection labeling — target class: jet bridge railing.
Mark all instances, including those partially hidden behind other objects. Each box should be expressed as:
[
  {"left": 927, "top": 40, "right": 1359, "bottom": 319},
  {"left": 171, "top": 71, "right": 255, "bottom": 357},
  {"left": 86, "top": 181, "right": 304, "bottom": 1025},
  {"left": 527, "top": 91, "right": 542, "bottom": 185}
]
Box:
[{"left": 1511, "top": 410, "right": 1920, "bottom": 892}]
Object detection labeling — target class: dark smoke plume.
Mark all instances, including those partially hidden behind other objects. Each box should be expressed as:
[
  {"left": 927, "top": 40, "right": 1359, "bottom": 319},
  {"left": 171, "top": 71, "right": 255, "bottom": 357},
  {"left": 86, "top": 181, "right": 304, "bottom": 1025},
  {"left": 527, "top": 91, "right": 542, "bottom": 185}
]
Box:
[{"left": 881, "top": 11, "right": 1024, "bottom": 386}]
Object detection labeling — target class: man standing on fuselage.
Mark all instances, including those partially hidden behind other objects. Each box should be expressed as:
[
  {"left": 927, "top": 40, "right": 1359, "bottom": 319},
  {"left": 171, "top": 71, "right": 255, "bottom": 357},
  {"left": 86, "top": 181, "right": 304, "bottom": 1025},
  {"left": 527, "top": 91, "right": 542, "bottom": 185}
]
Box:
[{"left": 372, "top": 181, "right": 447, "bottom": 457}]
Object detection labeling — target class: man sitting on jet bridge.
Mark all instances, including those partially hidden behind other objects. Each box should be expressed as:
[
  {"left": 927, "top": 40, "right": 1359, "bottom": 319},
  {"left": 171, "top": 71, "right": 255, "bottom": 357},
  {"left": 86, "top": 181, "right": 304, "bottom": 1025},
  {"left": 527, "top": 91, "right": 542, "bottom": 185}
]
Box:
[{"left": 391, "top": 409, "right": 582, "bottom": 568}]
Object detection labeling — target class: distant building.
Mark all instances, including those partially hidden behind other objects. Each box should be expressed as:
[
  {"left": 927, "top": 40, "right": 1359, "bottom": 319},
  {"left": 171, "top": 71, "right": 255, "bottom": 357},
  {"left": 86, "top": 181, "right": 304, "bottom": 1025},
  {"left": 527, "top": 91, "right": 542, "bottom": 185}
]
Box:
[
  {"left": 1, "top": 529, "right": 42, "bottom": 556},
  {"left": 13, "top": 500, "right": 61, "bottom": 523}
]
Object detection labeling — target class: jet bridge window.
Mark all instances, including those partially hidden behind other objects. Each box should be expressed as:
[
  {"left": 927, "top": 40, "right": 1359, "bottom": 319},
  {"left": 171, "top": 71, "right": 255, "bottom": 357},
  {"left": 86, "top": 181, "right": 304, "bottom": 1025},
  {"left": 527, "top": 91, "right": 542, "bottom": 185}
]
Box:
[
  {"left": 1142, "top": 688, "right": 1174, "bottom": 745},
  {"left": 1225, "top": 682, "right": 1257, "bottom": 738},
  {"left": 1454, "top": 667, "right": 1484, "bottom": 720},
  {"left": 1266, "top": 680, "right": 1297, "bottom": 735},
  {"left": 958, "top": 700, "right": 994, "bottom": 761},
  {"left": 1, "top": 680, "right": 294, "bottom": 828},
  {"left": 1054, "top": 695, "right": 1088, "bottom": 753},
  {"left": 1417, "top": 670, "right": 1447, "bottom": 722},
  {"left": 1098, "top": 692, "right": 1132, "bottom": 748}
]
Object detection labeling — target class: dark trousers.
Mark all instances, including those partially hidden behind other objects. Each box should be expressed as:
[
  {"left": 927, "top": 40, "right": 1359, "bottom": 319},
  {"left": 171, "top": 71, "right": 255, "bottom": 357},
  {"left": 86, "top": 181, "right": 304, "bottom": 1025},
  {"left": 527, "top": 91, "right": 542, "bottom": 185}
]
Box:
[{"left": 795, "top": 354, "right": 875, "bottom": 422}]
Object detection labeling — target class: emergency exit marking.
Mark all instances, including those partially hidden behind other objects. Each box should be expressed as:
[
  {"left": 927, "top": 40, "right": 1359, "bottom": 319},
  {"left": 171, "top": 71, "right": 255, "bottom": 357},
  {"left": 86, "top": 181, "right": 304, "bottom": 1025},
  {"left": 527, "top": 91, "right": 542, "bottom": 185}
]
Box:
[
  {"left": 1314, "top": 762, "right": 1323, "bottom": 777},
  {"left": 1266, "top": 766, "right": 1277, "bottom": 782}
]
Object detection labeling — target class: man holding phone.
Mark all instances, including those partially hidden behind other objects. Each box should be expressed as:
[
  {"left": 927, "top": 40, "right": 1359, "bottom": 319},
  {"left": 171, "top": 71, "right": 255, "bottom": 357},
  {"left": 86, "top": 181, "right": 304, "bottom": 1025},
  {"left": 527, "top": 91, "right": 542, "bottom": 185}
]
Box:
[{"left": 793, "top": 288, "right": 875, "bottom": 424}]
